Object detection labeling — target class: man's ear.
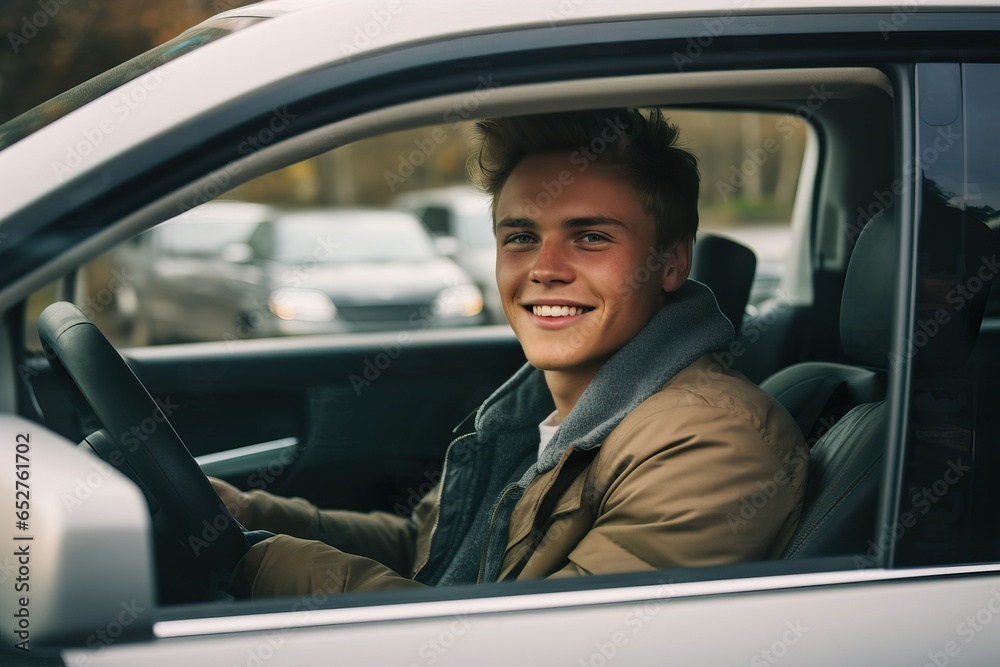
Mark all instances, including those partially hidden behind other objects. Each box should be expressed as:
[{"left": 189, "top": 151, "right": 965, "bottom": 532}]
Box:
[{"left": 661, "top": 237, "right": 692, "bottom": 293}]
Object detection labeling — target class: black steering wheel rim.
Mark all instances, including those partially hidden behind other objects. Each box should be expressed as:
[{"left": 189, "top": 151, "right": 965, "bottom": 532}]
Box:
[{"left": 37, "top": 301, "right": 249, "bottom": 581}]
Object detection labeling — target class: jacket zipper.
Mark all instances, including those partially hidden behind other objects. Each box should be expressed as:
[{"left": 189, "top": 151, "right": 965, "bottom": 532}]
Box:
[
  {"left": 476, "top": 482, "right": 520, "bottom": 584},
  {"left": 477, "top": 449, "right": 591, "bottom": 583},
  {"left": 412, "top": 431, "right": 476, "bottom": 578}
]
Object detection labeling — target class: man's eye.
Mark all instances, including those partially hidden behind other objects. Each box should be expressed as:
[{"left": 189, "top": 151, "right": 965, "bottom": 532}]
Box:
[
  {"left": 581, "top": 233, "right": 607, "bottom": 243},
  {"left": 506, "top": 233, "right": 535, "bottom": 244}
]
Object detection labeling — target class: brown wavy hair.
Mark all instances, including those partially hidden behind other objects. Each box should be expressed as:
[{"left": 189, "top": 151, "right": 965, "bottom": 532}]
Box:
[{"left": 468, "top": 107, "right": 700, "bottom": 247}]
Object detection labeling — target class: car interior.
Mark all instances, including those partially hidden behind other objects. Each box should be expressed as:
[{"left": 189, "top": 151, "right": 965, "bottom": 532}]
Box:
[{"left": 9, "top": 57, "right": 1000, "bottom": 622}]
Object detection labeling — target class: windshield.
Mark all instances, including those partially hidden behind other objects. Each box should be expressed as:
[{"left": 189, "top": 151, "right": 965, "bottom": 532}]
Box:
[
  {"left": 0, "top": 17, "right": 265, "bottom": 151},
  {"left": 273, "top": 214, "right": 438, "bottom": 263}
]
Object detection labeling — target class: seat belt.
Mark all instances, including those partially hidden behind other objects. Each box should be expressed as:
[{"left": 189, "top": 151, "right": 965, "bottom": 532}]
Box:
[{"left": 795, "top": 374, "right": 849, "bottom": 445}]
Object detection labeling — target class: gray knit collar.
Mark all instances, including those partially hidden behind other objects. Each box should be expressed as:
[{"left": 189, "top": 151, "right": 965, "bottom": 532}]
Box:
[{"left": 475, "top": 280, "right": 734, "bottom": 477}]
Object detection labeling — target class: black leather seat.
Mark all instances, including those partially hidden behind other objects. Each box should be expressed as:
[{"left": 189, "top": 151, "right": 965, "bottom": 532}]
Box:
[
  {"left": 767, "top": 207, "right": 995, "bottom": 559},
  {"left": 762, "top": 214, "right": 895, "bottom": 446},
  {"left": 690, "top": 233, "right": 756, "bottom": 331}
]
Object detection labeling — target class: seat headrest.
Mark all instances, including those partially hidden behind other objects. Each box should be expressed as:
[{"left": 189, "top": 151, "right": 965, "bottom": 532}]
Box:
[
  {"left": 690, "top": 233, "right": 756, "bottom": 330},
  {"left": 840, "top": 211, "right": 896, "bottom": 366},
  {"left": 841, "top": 201, "right": 997, "bottom": 371}
]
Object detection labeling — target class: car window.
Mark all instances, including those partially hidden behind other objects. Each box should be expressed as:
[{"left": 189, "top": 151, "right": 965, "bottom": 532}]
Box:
[
  {"left": 896, "top": 63, "right": 1000, "bottom": 568},
  {"left": 668, "top": 109, "right": 808, "bottom": 311},
  {"left": 26, "top": 110, "right": 809, "bottom": 348}
]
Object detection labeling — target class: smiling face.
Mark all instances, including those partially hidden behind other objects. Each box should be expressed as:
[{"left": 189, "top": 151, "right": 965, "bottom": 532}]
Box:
[{"left": 495, "top": 152, "right": 690, "bottom": 391}]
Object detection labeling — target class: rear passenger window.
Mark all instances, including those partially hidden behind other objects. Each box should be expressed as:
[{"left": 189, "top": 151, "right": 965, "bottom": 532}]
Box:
[
  {"left": 897, "top": 63, "right": 1000, "bottom": 567},
  {"left": 668, "top": 110, "right": 809, "bottom": 312}
]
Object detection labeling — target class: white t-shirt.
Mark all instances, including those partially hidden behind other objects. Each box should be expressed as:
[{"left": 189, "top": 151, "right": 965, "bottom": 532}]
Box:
[{"left": 537, "top": 410, "right": 561, "bottom": 459}]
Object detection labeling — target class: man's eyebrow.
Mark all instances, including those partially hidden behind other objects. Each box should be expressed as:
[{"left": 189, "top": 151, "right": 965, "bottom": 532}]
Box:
[
  {"left": 564, "top": 216, "right": 629, "bottom": 231},
  {"left": 495, "top": 216, "right": 629, "bottom": 231},
  {"left": 496, "top": 217, "right": 535, "bottom": 231}
]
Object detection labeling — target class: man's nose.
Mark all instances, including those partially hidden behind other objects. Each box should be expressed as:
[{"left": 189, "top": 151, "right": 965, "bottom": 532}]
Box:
[{"left": 529, "top": 241, "right": 574, "bottom": 284}]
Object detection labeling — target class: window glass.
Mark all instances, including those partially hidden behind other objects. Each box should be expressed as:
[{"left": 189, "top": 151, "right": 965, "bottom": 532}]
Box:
[
  {"left": 668, "top": 110, "right": 808, "bottom": 309},
  {"left": 897, "top": 63, "right": 1000, "bottom": 567},
  {"left": 268, "top": 212, "right": 438, "bottom": 264},
  {"left": 0, "top": 18, "right": 265, "bottom": 151},
  {"left": 24, "top": 280, "right": 61, "bottom": 352},
  {"left": 24, "top": 110, "right": 808, "bottom": 347}
]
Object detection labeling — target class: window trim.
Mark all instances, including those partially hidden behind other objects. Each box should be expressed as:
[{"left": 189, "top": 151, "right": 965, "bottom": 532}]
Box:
[{"left": 153, "top": 562, "right": 1000, "bottom": 638}]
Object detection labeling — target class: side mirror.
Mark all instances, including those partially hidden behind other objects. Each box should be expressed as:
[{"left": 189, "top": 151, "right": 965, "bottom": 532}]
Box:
[{"left": 0, "top": 417, "right": 154, "bottom": 656}]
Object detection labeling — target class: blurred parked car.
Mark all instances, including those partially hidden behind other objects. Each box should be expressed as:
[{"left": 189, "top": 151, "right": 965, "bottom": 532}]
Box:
[
  {"left": 122, "top": 203, "right": 485, "bottom": 343},
  {"left": 392, "top": 185, "right": 504, "bottom": 322},
  {"left": 112, "top": 200, "right": 276, "bottom": 344}
]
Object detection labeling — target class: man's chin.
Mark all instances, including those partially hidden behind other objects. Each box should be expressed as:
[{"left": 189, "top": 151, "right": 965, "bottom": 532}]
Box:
[{"left": 525, "top": 352, "right": 605, "bottom": 374}]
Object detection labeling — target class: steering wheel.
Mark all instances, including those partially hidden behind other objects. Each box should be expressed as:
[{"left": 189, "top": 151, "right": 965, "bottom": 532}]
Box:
[{"left": 38, "top": 302, "right": 249, "bottom": 590}]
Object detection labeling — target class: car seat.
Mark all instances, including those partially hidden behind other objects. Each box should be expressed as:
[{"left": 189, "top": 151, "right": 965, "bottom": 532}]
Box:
[
  {"left": 767, "top": 206, "right": 995, "bottom": 558},
  {"left": 690, "top": 233, "right": 757, "bottom": 331}
]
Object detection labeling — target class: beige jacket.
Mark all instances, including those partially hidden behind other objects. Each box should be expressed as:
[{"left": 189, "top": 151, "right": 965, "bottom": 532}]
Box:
[{"left": 230, "top": 355, "right": 807, "bottom": 598}]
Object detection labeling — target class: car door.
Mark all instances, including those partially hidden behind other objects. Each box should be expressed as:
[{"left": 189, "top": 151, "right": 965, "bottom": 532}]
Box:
[{"left": 5, "top": 4, "right": 1000, "bottom": 666}]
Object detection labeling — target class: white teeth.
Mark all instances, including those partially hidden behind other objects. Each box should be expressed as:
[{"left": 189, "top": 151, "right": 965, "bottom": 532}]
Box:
[{"left": 532, "top": 305, "right": 586, "bottom": 317}]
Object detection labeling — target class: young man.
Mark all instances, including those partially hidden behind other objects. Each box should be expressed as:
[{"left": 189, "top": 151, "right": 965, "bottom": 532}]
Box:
[{"left": 214, "top": 108, "right": 808, "bottom": 597}]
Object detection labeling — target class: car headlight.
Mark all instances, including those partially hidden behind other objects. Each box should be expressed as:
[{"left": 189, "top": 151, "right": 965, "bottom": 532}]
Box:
[
  {"left": 268, "top": 288, "right": 337, "bottom": 322},
  {"left": 432, "top": 284, "right": 484, "bottom": 318}
]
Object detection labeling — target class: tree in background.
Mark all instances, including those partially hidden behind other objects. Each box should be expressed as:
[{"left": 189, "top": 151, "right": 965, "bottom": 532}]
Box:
[{"left": 1, "top": 0, "right": 256, "bottom": 125}]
